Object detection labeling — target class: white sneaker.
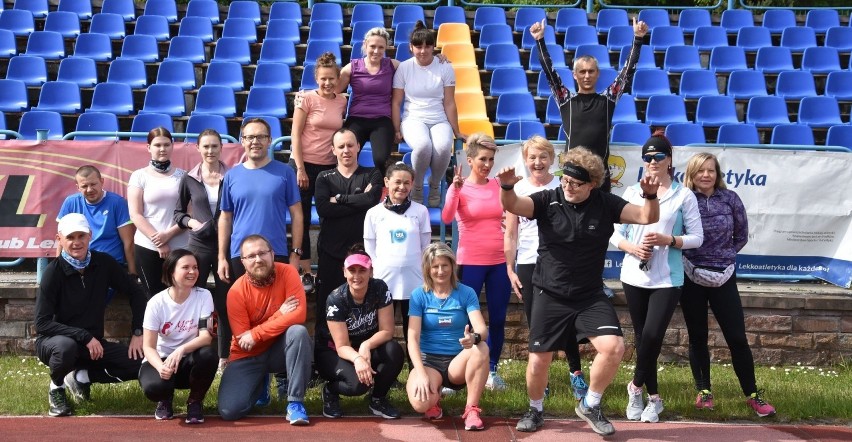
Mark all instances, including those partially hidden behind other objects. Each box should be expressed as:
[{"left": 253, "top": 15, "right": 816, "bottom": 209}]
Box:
[
  {"left": 440, "top": 387, "right": 456, "bottom": 396},
  {"left": 485, "top": 371, "right": 507, "bottom": 391},
  {"left": 641, "top": 396, "right": 664, "bottom": 423},
  {"left": 626, "top": 383, "right": 644, "bottom": 420}
]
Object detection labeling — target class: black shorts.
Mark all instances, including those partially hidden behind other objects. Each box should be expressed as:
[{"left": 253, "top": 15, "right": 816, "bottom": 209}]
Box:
[
  {"left": 528, "top": 287, "right": 622, "bottom": 353},
  {"left": 422, "top": 353, "right": 465, "bottom": 391}
]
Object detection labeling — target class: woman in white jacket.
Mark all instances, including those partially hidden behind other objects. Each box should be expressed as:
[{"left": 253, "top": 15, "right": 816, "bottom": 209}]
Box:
[{"left": 610, "top": 130, "right": 703, "bottom": 424}]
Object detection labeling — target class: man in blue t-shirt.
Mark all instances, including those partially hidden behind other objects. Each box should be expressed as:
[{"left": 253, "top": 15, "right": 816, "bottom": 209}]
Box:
[{"left": 57, "top": 165, "right": 136, "bottom": 279}]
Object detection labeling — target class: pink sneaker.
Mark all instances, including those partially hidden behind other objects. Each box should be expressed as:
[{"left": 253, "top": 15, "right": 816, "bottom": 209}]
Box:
[
  {"left": 746, "top": 390, "right": 776, "bottom": 417},
  {"left": 462, "top": 405, "right": 484, "bottom": 431},
  {"left": 695, "top": 390, "right": 714, "bottom": 410},
  {"left": 424, "top": 401, "right": 443, "bottom": 420}
]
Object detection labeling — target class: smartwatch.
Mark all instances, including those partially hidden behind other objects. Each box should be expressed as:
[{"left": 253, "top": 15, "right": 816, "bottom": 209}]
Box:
[
  {"left": 471, "top": 332, "right": 482, "bottom": 345},
  {"left": 133, "top": 328, "right": 143, "bottom": 337},
  {"left": 291, "top": 248, "right": 303, "bottom": 256}
]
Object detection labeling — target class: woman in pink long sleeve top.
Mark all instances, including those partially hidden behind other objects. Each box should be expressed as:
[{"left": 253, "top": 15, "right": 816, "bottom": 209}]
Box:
[{"left": 440, "top": 133, "right": 511, "bottom": 391}]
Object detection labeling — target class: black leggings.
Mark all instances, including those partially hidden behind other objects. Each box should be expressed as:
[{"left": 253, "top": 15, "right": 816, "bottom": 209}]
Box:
[
  {"left": 314, "top": 250, "right": 345, "bottom": 337},
  {"left": 192, "top": 246, "right": 231, "bottom": 358},
  {"left": 518, "top": 263, "right": 582, "bottom": 373},
  {"left": 315, "top": 340, "right": 404, "bottom": 398},
  {"left": 288, "top": 160, "right": 335, "bottom": 261},
  {"left": 345, "top": 116, "right": 395, "bottom": 179},
  {"left": 135, "top": 245, "right": 166, "bottom": 299},
  {"left": 138, "top": 346, "right": 218, "bottom": 402},
  {"left": 623, "top": 283, "right": 682, "bottom": 395},
  {"left": 394, "top": 299, "right": 411, "bottom": 369},
  {"left": 680, "top": 273, "right": 757, "bottom": 396}
]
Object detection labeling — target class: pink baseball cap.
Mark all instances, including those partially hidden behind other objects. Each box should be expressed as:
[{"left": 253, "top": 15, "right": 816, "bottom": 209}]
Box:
[{"left": 344, "top": 254, "right": 372, "bottom": 269}]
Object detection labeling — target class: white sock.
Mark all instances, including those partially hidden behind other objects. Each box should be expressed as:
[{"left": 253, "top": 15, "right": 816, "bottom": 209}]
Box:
[
  {"left": 75, "top": 369, "right": 90, "bottom": 383},
  {"left": 585, "top": 390, "right": 603, "bottom": 408},
  {"left": 529, "top": 398, "right": 544, "bottom": 412},
  {"left": 50, "top": 381, "right": 64, "bottom": 390}
]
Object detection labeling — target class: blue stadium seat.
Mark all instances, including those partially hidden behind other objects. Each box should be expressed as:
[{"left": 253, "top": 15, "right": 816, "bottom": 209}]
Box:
[
  {"left": 307, "top": 19, "right": 343, "bottom": 45},
  {"left": 746, "top": 96, "right": 790, "bottom": 127},
  {"left": 58, "top": 0, "right": 92, "bottom": 20},
  {"left": 529, "top": 44, "right": 566, "bottom": 71},
  {"left": 186, "top": 0, "right": 220, "bottom": 25},
  {"left": 6, "top": 55, "right": 46, "bottom": 86},
  {"left": 770, "top": 124, "right": 814, "bottom": 145},
  {"left": 478, "top": 23, "right": 513, "bottom": 49},
  {"left": 761, "top": 9, "right": 795, "bottom": 35},
  {"left": 679, "top": 69, "right": 719, "bottom": 99},
  {"left": 44, "top": 11, "right": 80, "bottom": 38},
  {"left": 610, "top": 122, "right": 650, "bottom": 144},
  {"left": 258, "top": 38, "right": 296, "bottom": 66},
  {"left": 505, "top": 121, "right": 546, "bottom": 141},
  {"left": 0, "top": 79, "right": 29, "bottom": 112},
  {"left": 780, "top": 27, "right": 817, "bottom": 53},
  {"left": 473, "top": 7, "right": 505, "bottom": 31},
  {"left": 26, "top": 31, "right": 65, "bottom": 59},
  {"left": 726, "top": 70, "right": 768, "bottom": 100},
  {"left": 14, "top": 0, "right": 48, "bottom": 18},
  {"left": 351, "top": 21, "right": 383, "bottom": 45},
  {"left": 709, "top": 46, "right": 747, "bottom": 73},
  {"left": 521, "top": 24, "right": 555, "bottom": 50},
  {"left": 755, "top": 46, "right": 793, "bottom": 73},
  {"left": 563, "top": 25, "right": 598, "bottom": 51},
  {"left": 496, "top": 92, "right": 538, "bottom": 123},
  {"left": 192, "top": 84, "right": 236, "bottom": 117},
  {"left": 665, "top": 122, "right": 705, "bottom": 145},
  {"left": 357, "top": 148, "right": 374, "bottom": 167},
  {"left": 57, "top": 56, "right": 97, "bottom": 87},
  {"left": 663, "top": 45, "right": 701, "bottom": 73},
  {"left": 638, "top": 9, "right": 670, "bottom": 31},
  {"left": 269, "top": 1, "right": 302, "bottom": 24},
  {"left": 649, "top": 26, "right": 684, "bottom": 52},
  {"left": 228, "top": 0, "right": 261, "bottom": 25},
  {"left": 395, "top": 43, "right": 411, "bottom": 62},
  {"left": 205, "top": 61, "right": 244, "bottom": 91},
  {"left": 156, "top": 58, "right": 196, "bottom": 90},
  {"left": 87, "top": 82, "right": 133, "bottom": 115},
  {"left": 825, "top": 27, "right": 852, "bottom": 53},
  {"left": 101, "top": 0, "right": 134, "bottom": 21},
  {"left": 612, "top": 93, "right": 639, "bottom": 124},
  {"left": 254, "top": 63, "right": 292, "bottom": 92},
  {"left": 0, "top": 9, "right": 35, "bottom": 37},
  {"left": 299, "top": 63, "right": 317, "bottom": 90},
  {"left": 74, "top": 112, "right": 119, "bottom": 139},
  {"left": 484, "top": 43, "right": 522, "bottom": 70},
  {"left": 19, "top": 110, "right": 63, "bottom": 139},
  {"left": 514, "top": 7, "right": 546, "bottom": 33},
  {"left": 695, "top": 96, "right": 739, "bottom": 127},
  {"left": 720, "top": 9, "right": 754, "bottom": 34},
  {"left": 678, "top": 9, "right": 711, "bottom": 35},
  {"left": 310, "top": 3, "right": 343, "bottom": 26},
  {"left": 73, "top": 32, "right": 113, "bottom": 61},
  {"left": 184, "top": 114, "right": 227, "bottom": 142},
  {"left": 826, "top": 125, "right": 852, "bottom": 149},
  {"left": 620, "top": 45, "right": 658, "bottom": 70},
  {"left": 266, "top": 18, "right": 300, "bottom": 43},
  {"left": 824, "top": 71, "right": 852, "bottom": 101},
  {"left": 212, "top": 37, "right": 251, "bottom": 65},
  {"left": 775, "top": 70, "right": 817, "bottom": 100},
  {"left": 166, "top": 35, "right": 205, "bottom": 64},
  {"left": 490, "top": 68, "right": 529, "bottom": 96},
  {"left": 573, "top": 44, "right": 610, "bottom": 69},
  {"left": 555, "top": 9, "right": 588, "bottom": 33},
  {"left": 645, "top": 95, "right": 688, "bottom": 127},
  {"left": 536, "top": 68, "right": 574, "bottom": 97},
  {"left": 120, "top": 34, "right": 159, "bottom": 62},
  {"left": 394, "top": 21, "right": 416, "bottom": 47},
  {"left": 304, "top": 40, "right": 341, "bottom": 65},
  {"left": 144, "top": 0, "right": 178, "bottom": 24},
  {"left": 737, "top": 26, "right": 772, "bottom": 53},
  {"left": 797, "top": 96, "right": 842, "bottom": 128},
  {"left": 0, "top": 29, "right": 16, "bottom": 58},
  {"left": 801, "top": 47, "right": 841, "bottom": 74},
  {"left": 134, "top": 15, "right": 170, "bottom": 41},
  {"left": 350, "top": 4, "right": 383, "bottom": 26},
  {"left": 595, "top": 9, "right": 628, "bottom": 35},
  {"left": 245, "top": 86, "right": 287, "bottom": 118},
  {"left": 545, "top": 96, "right": 561, "bottom": 124},
  {"left": 692, "top": 26, "right": 728, "bottom": 52},
  {"left": 391, "top": 5, "right": 424, "bottom": 29},
  {"left": 595, "top": 68, "right": 618, "bottom": 93},
  {"left": 35, "top": 82, "right": 79, "bottom": 114},
  {"left": 432, "top": 6, "right": 465, "bottom": 29},
  {"left": 140, "top": 84, "right": 186, "bottom": 116},
  {"left": 222, "top": 17, "right": 257, "bottom": 43},
  {"left": 106, "top": 57, "right": 147, "bottom": 89},
  {"left": 631, "top": 69, "right": 671, "bottom": 98},
  {"left": 717, "top": 123, "right": 759, "bottom": 144},
  {"left": 89, "top": 13, "right": 126, "bottom": 39},
  {"left": 178, "top": 16, "right": 214, "bottom": 43},
  {"left": 605, "top": 25, "right": 633, "bottom": 52},
  {"left": 805, "top": 9, "right": 839, "bottom": 35},
  {"left": 130, "top": 112, "right": 173, "bottom": 141},
  {"left": 557, "top": 124, "right": 567, "bottom": 141}
]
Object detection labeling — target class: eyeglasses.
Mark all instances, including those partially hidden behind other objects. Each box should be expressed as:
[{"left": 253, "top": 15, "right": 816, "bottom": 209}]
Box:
[
  {"left": 242, "top": 135, "right": 270, "bottom": 142},
  {"left": 561, "top": 178, "right": 587, "bottom": 189},
  {"left": 642, "top": 153, "right": 668, "bottom": 163},
  {"left": 240, "top": 250, "right": 271, "bottom": 261}
]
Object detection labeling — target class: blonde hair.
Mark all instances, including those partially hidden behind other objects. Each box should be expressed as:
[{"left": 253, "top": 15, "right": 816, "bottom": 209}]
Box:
[
  {"left": 361, "top": 27, "right": 390, "bottom": 56},
  {"left": 464, "top": 132, "right": 497, "bottom": 158},
  {"left": 421, "top": 243, "right": 458, "bottom": 291},
  {"left": 560, "top": 147, "right": 605, "bottom": 188},
  {"left": 522, "top": 135, "right": 555, "bottom": 160},
  {"left": 684, "top": 152, "right": 726, "bottom": 191}
]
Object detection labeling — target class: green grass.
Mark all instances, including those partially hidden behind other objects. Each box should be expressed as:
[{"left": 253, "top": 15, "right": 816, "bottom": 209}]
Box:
[{"left": 1, "top": 355, "right": 850, "bottom": 424}]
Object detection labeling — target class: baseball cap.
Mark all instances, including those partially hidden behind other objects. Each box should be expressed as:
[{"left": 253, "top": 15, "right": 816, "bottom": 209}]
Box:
[
  {"left": 57, "top": 213, "right": 90, "bottom": 236},
  {"left": 344, "top": 254, "right": 372, "bottom": 269}
]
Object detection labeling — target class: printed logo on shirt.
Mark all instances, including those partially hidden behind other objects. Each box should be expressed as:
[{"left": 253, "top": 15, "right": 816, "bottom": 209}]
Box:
[
  {"left": 102, "top": 209, "right": 109, "bottom": 216},
  {"left": 390, "top": 229, "right": 408, "bottom": 244},
  {"left": 425, "top": 308, "right": 440, "bottom": 313},
  {"left": 385, "top": 290, "right": 392, "bottom": 303},
  {"left": 438, "top": 316, "right": 453, "bottom": 327},
  {"left": 161, "top": 322, "right": 171, "bottom": 335},
  {"left": 326, "top": 305, "right": 339, "bottom": 318}
]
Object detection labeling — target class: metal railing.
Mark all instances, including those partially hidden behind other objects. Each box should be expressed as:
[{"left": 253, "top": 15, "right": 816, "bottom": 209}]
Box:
[
  {"left": 738, "top": 0, "right": 852, "bottom": 11},
  {"left": 598, "top": 0, "right": 724, "bottom": 10},
  {"left": 61, "top": 131, "right": 239, "bottom": 143},
  {"left": 457, "top": 0, "right": 582, "bottom": 10}
]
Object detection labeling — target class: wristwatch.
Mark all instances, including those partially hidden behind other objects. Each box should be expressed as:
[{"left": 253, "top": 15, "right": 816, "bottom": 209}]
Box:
[
  {"left": 471, "top": 332, "right": 482, "bottom": 345},
  {"left": 669, "top": 236, "right": 677, "bottom": 247},
  {"left": 290, "top": 248, "right": 303, "bottom": 256},
  {"left": 133, "top": 328, "right": 143, "bottom": 337}
]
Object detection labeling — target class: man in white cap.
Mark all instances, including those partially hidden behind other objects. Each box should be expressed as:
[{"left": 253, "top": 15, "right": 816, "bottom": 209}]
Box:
[{"left": 35, "top": 213, "right": 148, "bottom": 417}]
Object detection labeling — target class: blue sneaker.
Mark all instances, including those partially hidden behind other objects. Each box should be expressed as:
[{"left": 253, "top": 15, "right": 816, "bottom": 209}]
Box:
[
  {"left": 286, "top": 401, "right": 310, "bottom": 426},
  {"left": 255, "top": 374, "right": 271, "bottom": 407},
  {"left": 570, "top": 371, "right": 589, "bottom": 400}
]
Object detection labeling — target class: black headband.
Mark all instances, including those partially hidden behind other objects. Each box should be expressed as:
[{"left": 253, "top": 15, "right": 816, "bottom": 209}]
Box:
[{"left": 562, "top": 163, "right": 591, "bottom": 182}]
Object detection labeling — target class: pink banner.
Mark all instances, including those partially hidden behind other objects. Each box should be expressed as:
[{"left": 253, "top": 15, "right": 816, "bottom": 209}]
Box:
[{"left": 0, "top": 140, "right": 245, "bottom": 257}]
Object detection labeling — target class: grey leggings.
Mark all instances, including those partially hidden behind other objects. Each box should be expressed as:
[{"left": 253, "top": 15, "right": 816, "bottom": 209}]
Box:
[{"left": 401, "top": 119, "right": 454, "bottom": 190}]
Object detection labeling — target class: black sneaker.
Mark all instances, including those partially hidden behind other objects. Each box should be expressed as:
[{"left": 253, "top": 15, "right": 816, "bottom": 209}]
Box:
[
  {"left": 575, "top": 399, "right": 615, "bottom": 436},
  {"left": 301, "top": 272, "right": 315, "bottom": 294},
  {"left": 516, "top": 407, "right": 544, "bottom": 432},
  {"left": 64, "top": 371, "right": 91, "bottom": 402},
  {"left": 155, "top": 399, "right": 174, "bottom": 420},
  {"left": 48, "top": 387, "right": 72, "bottom": 417},
  {"left": 185, "top": 400, "right": 204, "bottom": 424},
  {"left": 322, "top": 384, "right": 342, "bottom": 418},
  {"left": 369, "top": 396, "right": 401, "bottom": 419}
]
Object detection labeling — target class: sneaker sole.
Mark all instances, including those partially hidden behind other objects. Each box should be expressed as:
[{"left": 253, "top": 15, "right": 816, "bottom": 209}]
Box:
[
  {"left": 641, "top": 415, "right": 659, "bottom": 423},
  {"left": 185, "top": 417, "right": 204, "bottom": 424},
  {"left": 370, "top": 407, "right": 400, "bottom": 419},
  {"left": 288, "top": 418, "right": 310, "bottom": 426},
  {"left": 48, "top": 409, "right": 72, "bottom": 417},
  {"left": 755, "top": 410, "right": 776, "bottom": 417},
  {"left": 425, "top": 411, "right": 443, "bottom": 420},
  {"left": 322, "top": 411, "right": 343, "bottom": 418},
  {"left": 515, "top": 422, "right": 543, "bottom": 432},
  {"left": 575, "top": 406, "right": 615, "bottom": 437},
  {"left": 464, "top": 424, "right": 484, "bottom": 431}
]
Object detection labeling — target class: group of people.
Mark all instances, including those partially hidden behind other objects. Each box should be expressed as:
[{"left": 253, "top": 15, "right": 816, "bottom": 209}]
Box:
[{"left": 32, "top": 18, "right": 775, "bottom": 437}]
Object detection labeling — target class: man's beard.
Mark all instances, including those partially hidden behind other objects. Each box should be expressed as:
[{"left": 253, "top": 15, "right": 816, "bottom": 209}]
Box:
[{"left": 247, "top": 263, "right": 276, "bottom": 288}]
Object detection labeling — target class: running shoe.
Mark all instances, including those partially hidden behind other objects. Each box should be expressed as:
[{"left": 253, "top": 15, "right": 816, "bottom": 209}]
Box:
[
  {"left": 286, "top": 401, "right": 310, "bottom": 425},
  {"left": 369, "top": 396, "right": 400, "bottom": 419},
  {"left": 424, "top": 401, "right": 443, "bottom": 420},
  {"left": 640, "top": 396, "right": 664, "bottom": 423},
  {"left": 485, "top": 371, "right": 507, "bottom": 391},
  {"left": 515, "top": 407, "right": 544, "bottom": 432},
  {"left": 48, "top": 387, "right": 71, "bottom": 417},
  {"left": 746, "top": 390, "right": 776, "bottom": 417},
  {"left": 570, "top": 370, "right": 588, "bottom": 400},
  {"left": 462, "top": 405, "right": 484, "bottom": 431},
  {"left": 575, "top": 398, "right": 615, "bottom": 436},
  {"left": 695, "top": 390, "right": 714, "bottom": 410},
  {"left": 321, "top": 384, "right": 342, "bottom": 418},
  {"left": 64, "top": 371, "right": 91, "bottom": 402},
  {"left": 255, "top": 374, "right": 271, "bottom": 407},
  {"left": 155, "top": 399, "right": 174, "bottom": 420},
  {"left": 626, "top": 383, "right": 644, "bottom": 421},
  {"left": 185, "top": 400, "right": 204, "bottom": 424}
]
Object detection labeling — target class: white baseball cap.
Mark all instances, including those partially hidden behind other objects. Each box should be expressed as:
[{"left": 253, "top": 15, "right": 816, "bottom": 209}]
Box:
[{"left": 57, "top": 213, "right": 91, "bottom": 236}]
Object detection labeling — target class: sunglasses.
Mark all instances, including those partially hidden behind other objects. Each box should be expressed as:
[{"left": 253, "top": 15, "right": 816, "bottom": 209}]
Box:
[{"left": 642, "top": 153, "right": 668, "bottom": 163}]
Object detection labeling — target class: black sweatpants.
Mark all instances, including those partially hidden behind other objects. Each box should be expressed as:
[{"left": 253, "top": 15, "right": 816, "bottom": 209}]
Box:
[
  {"left": 135, "top": 245, "right": 166, "bottom": 299},
  {"left": 138, "top": 346, "right": 218, "bottom": 402},
  {"left": 36, "top": 335, "right": 141, "bottom": 386},
  {"left": 623, "top": 283, "right": 682, "bottom": 395},
  {"left": 315, "top": 340, "right": 404, "bottom": 399},
  {"left": 193, "top": 246, "right": 231, "bottom": 358}
]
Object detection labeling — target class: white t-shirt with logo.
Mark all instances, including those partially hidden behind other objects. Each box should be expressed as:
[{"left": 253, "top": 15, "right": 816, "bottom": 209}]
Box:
[
  {"left": 142, "top": 286, "right": 214, "bottom": 360},
  {"left": 514, "top": 176, "right": 561, "bottom": 265},
  {"left": 364, "top": 202, "right": 431, "bottom": 300}
]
